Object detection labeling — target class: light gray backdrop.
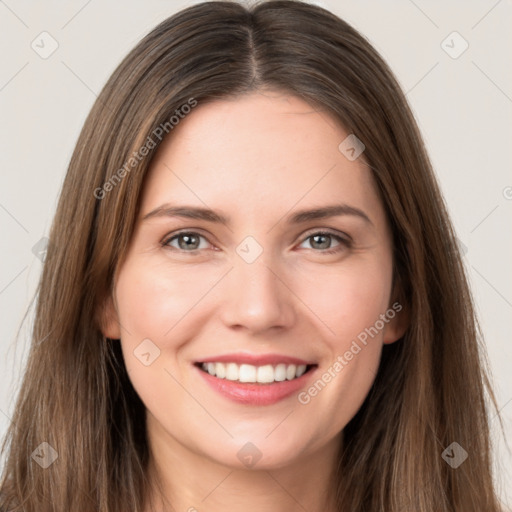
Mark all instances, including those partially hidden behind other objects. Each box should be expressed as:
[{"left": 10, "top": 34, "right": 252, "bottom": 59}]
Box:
[{"left": 1, "top": 0, "right": 511, "bottom": 505}]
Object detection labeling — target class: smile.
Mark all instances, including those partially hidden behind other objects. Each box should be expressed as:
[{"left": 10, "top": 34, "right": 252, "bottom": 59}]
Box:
[
  {"left": 197, "top": 362, "right": 314, "bottom": 384},
  {"left": 193, "top": 359, "right": 318, "bottom": 406}
]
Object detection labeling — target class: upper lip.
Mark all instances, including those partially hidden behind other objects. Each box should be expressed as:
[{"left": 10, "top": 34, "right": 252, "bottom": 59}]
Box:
[{"left": 195, "top": 353, "right": 316, "bottom": 366}]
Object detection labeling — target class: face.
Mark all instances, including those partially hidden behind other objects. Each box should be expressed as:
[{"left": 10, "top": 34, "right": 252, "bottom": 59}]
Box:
[{"left": 102, "top": 90, "right": 406, "bottom": 471}]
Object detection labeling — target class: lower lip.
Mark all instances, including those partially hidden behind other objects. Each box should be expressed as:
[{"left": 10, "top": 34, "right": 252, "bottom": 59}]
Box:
[{"left": 194, "top": 364, "right": 317, "bottom": 406}]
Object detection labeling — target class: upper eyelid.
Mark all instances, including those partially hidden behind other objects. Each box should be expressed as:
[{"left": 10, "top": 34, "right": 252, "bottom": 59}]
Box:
[
  {"left": 162, "top": 228, "right": 215, "bottom": 246},
  {"left": 298, "top": 229, "right": 350, "bottom": 245}
]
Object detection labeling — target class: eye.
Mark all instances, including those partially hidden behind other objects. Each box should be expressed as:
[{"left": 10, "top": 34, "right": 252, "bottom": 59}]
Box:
[
  {"left": 162, "top": 231, "right": 211, "bottom": 252},
  {"left": 298, "top": 230, "right": 351, "bottom": 254},
  {"left": 161, "top": 229, "right": 351, "bottom": 255}
]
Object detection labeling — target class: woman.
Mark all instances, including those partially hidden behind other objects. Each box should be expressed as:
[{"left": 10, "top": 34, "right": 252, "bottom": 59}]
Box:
[{"left": 0, "top": 1, "right": 505, "bottom": 510}]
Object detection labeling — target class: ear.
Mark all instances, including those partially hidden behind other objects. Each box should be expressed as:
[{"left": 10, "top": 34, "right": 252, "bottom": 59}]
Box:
[
  {"left": 382, "top": 276, "right": 409, "bottom": 345},
  {"left": 97, "top": 292, "right": 122, "bottom": 340},
  {"left": 382, "top": 299, "right": 409, "bottom": 345}
]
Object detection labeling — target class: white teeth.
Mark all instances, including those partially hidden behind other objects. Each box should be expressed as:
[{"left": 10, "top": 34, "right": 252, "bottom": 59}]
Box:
[
  {"left": 274, "top": 364, "right": 287, "bottom": 382},
  {"left": 239, "top": 364, "right": 257, "bottom": 382},
  {"left": 200, "top": 362, "right": 311, "bottom": 383},
  {"left": 286, "top": 364, "right": 297, "bottom": 380},
  {"left": 296, "top": 364, "right": 307, "bottom": 377},
  {"left": 257, "top": 365, "right": 275, "bottom": 383},
  {"left": 225, "top": 362, "right": 239, "bottom": 381},
  {"left": 215, "top": 362, "right": 226, "bottom": 379}
]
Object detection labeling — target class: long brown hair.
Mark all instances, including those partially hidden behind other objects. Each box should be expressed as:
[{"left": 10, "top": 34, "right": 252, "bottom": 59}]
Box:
[{"left": 0, "top": 1, "right": 504, "bottom": 510}]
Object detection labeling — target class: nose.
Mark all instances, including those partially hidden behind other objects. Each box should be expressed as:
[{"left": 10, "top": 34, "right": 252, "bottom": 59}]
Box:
[{"left": 218, "top": 254, "right": 296, "bottom": 335}]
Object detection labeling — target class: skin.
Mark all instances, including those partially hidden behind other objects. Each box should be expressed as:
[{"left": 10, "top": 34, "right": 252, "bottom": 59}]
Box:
[{"left": 102, "top": 90, "right": 408, "bottom": 512}]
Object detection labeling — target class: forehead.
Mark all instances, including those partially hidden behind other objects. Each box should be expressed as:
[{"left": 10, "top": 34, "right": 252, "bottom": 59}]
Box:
[{"left": 139, "top": 91, "right": 386, "bottom": 230}]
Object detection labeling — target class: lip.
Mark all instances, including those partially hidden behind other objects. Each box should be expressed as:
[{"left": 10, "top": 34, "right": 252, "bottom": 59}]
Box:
[
  {"left": 195, "top": 353, "right": 315, "bottom": 366},
  {"left": 193, "top": 357, "right": 318, "bottom": 406}
]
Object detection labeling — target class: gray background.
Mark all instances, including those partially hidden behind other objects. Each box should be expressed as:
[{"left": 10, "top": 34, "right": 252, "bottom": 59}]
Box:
[{"left": 1, "top": 0, "right": 511, "bottom": 504}]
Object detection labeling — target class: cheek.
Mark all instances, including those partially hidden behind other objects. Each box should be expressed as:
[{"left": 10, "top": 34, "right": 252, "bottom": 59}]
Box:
[
  {"left": 293, "top": 257, "right": 393, "bottom": 346},
  {"left": 113, "top": 260, "right": 206, "bottom": 405},
  {"left": 289, "top": 258, "right": 392, "bottom": 441},
  {"left": 113, "top": 259, "right": 230, "bottom": 395},
  {"left": 115, "top": 260, "right": 218, "bottom": 345}
]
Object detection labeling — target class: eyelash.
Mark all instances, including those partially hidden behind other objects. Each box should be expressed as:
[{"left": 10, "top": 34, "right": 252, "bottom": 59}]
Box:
[{"left": 161, "top": 229, "right": 352, "bottom": 256}]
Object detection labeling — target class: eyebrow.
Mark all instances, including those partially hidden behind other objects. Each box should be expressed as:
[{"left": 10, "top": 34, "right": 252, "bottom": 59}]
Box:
[{"left": 142, "top": 203, "right": 373, "bottom": 227}]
